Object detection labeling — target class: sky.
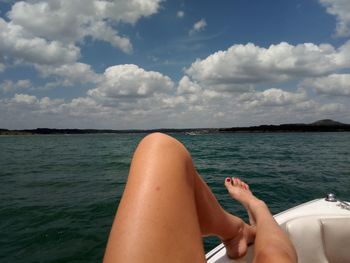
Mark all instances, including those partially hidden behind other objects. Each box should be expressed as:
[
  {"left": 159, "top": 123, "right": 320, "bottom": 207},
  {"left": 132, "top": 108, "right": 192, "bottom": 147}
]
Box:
[{"left": 0, "top": 0, "right": 350, "bottom": 129}]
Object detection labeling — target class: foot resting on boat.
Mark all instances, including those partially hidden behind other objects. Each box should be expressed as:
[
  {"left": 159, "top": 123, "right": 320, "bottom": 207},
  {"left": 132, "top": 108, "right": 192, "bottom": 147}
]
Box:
[
  {"left": 224, "top": 177, "right": 266, "bottom": 226},
  {"left": 221, "top": 212, "right": 255, "bottom": 259},
  {"left": 222, "top": 177, "right": 260, "bottom": 258},
  {"left": 224, "top": 177, "right": 297, "bottom": 263}
]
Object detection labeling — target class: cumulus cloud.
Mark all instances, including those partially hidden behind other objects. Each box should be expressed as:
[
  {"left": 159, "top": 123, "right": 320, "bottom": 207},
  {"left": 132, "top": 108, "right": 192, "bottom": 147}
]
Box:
[
  {"left": 2, "top": 93, "right": 63, "bottom": 115},
  {"left": 12, "top": 93, "right": 37, "bottom": 104},
  {"left": 86, "top": 21, "right": 132, "bottom": 53},
  {"left": 0, "top": 79, "right": 31, "bottom": 92},
  {"left": 8, "top": 1, "right": 86, "bottom": 43},
  {"left": 1, "top": 64, "right": 177, "bottom": 129},
  {"left": 87, "top": 64, "right": 174, "bottom": 107},
  {"left": 244, "top": 88, "right": 307, "bottom": 107},
  {"left": 8, "top": 0, "right": 161, "bottom": 41},
  {"left": 96, "top": 0, "right": 162, "bottom": 24},
  {"left": 177, "top": 11, "right": 185, "bottom": 18},
  {"left": 1, "top": 39, "right": 350, "bottom": 129},
  {"left": 35, "top": 63, "right": 101, "bottom": 86},
  {"left": 0, "top": 94, "right": 67, "bottom": 129},
  {"left": 0, "top": 18, "right": 80, "bottom": 65},
  {"left": 185, "top": 41, "right": 350, "bottom": 91},
  {"left": 0, "top": 0, "right": 164, "bottom": 90},
  {"left": 320, "top": 0, "right": 350, "bottom": 37},
  {"left": 177, "top": 76, "right": 202, "bottom": 94},
  {"left": 189, "top": 18, "right": 207, "bottom": 35},
  {"left": 0, "top": 0, "right": 162, "bottom": 67},
  {"left": 302, "top": 74, "right": 350, "bottom": 96},
  {"left": 8, "top": 94, "right": 63, "bottom": 109},
  {"left": 62, "top": 97, "right": 102, "bottom": 118}
]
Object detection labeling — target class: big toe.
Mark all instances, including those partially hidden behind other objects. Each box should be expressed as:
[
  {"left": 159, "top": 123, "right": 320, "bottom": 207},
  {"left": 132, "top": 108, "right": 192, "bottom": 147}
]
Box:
[{"left": 224, "top": 177, "right": 233, "bottom": 190}]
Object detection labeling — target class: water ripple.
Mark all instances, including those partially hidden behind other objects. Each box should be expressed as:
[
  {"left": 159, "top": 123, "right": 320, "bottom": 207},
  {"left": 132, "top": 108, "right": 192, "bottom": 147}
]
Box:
[{"left": 1, "top": 132, "right": 350, "bottom": 261}]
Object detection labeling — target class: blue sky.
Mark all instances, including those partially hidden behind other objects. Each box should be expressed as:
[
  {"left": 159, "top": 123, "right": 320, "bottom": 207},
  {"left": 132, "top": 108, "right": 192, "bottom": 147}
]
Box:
[{"left": 0, "top": 0, "right": 350, "bottom": 129}]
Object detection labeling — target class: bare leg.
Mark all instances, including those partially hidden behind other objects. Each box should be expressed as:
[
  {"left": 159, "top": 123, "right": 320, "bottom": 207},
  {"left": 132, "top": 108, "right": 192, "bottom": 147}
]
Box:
[
  {"left": 224, "top": 177, "right": 297, "bottom": 263},
  {"left": 103, "top": 133, "right": 255, "bottom": 263}
]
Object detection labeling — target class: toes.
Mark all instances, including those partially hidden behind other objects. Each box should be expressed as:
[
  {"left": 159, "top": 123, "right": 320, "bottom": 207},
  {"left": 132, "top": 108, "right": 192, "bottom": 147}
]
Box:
[
  {"left": 224, "top": 177, "right": 232, "bottom": 189},
  {"left": 225, "top": 177, "right": 250, "bottom": 192},
  {"left": 233, "top": 177, "right": 240, "bottom": 186},
  {"left": 233, "top": 177, "right": 245, "bottom": 189}
]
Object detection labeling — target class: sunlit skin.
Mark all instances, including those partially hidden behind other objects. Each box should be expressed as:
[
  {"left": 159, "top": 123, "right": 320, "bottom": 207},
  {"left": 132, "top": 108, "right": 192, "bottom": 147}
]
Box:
[{"left": 103, "top": 133, "right": 297, "bottom": 263}]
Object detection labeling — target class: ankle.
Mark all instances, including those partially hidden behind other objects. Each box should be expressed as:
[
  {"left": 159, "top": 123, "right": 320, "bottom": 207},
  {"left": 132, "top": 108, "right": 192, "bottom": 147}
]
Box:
[
  {"left": 247, "top": 199, "right": 266, "bottom": 211},
  {"left": 220, "top": 217, "right": 244, "bottom": 242}
]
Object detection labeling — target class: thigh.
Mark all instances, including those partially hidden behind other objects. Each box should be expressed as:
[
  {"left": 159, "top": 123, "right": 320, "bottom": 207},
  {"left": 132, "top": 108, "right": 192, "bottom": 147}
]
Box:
[{"left": 104, "top": 133, "right": 206, "bottom": 263}]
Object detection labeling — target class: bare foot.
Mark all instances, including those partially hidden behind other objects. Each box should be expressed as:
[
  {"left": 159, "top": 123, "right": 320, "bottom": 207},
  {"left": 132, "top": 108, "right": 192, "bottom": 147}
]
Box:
[
  {"left": 221, "top": 177, "right": 261, "bottom": 259},
  {"left": 224, "top": 177, "right": 264, "bottom": 226},
  {"left": 222, "top": 217, "right": 255, "bottom": 259}
]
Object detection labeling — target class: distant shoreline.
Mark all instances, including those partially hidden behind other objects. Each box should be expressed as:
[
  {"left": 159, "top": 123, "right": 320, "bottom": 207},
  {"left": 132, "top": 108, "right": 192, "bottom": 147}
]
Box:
[{"left": 1, "top": 119, "right": 350, "bottom": 135}]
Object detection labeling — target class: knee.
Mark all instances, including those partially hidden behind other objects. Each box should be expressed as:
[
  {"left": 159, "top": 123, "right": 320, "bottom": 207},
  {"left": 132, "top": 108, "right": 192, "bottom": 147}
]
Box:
[
  {"left": 139, "top": 132, "right": 184, "bottom": 152},
  {"left": 132, "top": 133, "right": 196, "bottom": 186},
  {"left": 137, "top": 132, "right": 192, "bottom": 166},
  {"left": 141, "top": 132, "right": 177, "bottom": 145}
]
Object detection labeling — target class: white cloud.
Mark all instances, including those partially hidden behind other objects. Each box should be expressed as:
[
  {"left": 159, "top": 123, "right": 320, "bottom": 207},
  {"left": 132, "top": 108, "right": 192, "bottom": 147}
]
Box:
[
  {"left": 0, "top": 79, "right": 31, "bottom": 93},
  {"left": 62, "top": 97, "right": 102, "bottom": 117},
  {"left": 320, "top": 0, "right": 350, "bottom": 37},
  {"left": 96, "top": 0, "right": 162, "bottom": 24},
  {"left": 87, "top": 64, "right": 175, "bottom": 106},
  {"left": 318, "top": 102, "right": 346, "bottom": 113},
  {"left": 0, "top": 64, "right": 177, "bottom": 129},
  {"left": 10, "top": 93, "right": 60, "bottom": 112},
  {"left": 302, "top": 74, "right": 350, "bottom": 96},
  {"left": 12, "top": 93, "right": 37, "bottom": 104},
  {"left": 8, "top": 93, "right": 63, "bottom": 110},
  {"left": 1, "top": 38, "right": 350, "bottom": 129},
  {"left": 35, "top": 63, "right": 101, "bottom": 86},
  {"left": 0, "top": 94, "right": 67, "bottom": 129},
  {"left": 1, "top": 83, "right": 349, "bottom": 129},
  {"left": 177, "top": 10, "right": 185, "bottom": 18},
  {"left": 0, "top": 18, "right": 80, "bottom": 65},
  {"left": 86, "top": 21, "right": 132, "bottom": 53},
  {"left": 177, "top": 76, "right": 201, "bottom": 94},
  {"left": 185, "top": 41, "right": 350, "bottom": 91},
  {"left": 0, "top": 0, "right": 162, "bottom": 67},
  {"left": 160, "top": 76, "right": 225, "bottom": 112},
  {"left": 8, "top": 1, "right": 86, "bottom": 43},
  {"left": 244, "top": 88, "right": 307, "bottom": 107},
  {"left": 189, "top": 18, "right": 207, "bottom": 35},
  {"left": 8, "top": 0, "right": 162, "bottom": 36}
]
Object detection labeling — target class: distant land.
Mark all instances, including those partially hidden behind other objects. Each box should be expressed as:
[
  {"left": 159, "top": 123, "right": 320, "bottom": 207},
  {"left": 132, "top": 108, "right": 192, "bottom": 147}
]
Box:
[
  {"left": 1, "top": 119, "right": 350, "bottom": 135},
  {"left": 219, "top": 119, "right": 350, "bottom": 133}
]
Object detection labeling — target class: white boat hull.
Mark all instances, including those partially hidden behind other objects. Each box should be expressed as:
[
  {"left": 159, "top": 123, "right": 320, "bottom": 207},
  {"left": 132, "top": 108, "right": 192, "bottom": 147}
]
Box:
[{"left": 206, "top": 197, "right": 350, "bottom": 263}]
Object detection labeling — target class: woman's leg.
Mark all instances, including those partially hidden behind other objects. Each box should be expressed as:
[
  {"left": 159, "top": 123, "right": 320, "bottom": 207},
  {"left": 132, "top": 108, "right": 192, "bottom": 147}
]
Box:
[
  {"left": 224, "top": 178, "right": 297, "bottom": 263},
  {"left": 103, "top": 133, "right": 255, "bottom": 263}
]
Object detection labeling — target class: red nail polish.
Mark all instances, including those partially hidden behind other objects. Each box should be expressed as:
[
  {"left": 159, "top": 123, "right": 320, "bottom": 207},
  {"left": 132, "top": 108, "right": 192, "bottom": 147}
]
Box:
[{"left": 226, "top": 178, "right": 231, "bottom": 182}]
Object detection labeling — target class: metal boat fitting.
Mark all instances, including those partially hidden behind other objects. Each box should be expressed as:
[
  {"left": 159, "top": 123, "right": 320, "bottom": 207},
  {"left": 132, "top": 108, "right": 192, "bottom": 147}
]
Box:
[{"left": 325, "top": 193, "right": 337, "bottom": 202}]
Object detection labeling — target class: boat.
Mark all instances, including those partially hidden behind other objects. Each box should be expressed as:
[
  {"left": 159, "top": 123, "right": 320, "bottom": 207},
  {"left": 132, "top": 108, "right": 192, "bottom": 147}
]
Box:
[{"left": 206, "top": 193, "right": 350, "bottom": 263}]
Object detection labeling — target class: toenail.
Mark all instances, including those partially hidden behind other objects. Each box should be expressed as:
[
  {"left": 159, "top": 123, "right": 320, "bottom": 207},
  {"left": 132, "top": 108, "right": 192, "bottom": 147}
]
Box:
[{"left": 226, "top": 178, "right": 231, "bottom": 182}]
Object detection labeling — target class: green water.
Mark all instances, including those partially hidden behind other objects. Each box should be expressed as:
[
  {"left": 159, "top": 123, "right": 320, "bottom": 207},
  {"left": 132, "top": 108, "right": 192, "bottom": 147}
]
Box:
[{"left": 1, "top": 133, "right": 350, "bottom": 262}]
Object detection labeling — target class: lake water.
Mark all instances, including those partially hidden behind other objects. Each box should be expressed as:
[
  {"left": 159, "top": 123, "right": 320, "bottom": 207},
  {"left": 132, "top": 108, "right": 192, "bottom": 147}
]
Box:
[{"left": 1, "top": 132, "right": 350, "bottom": 262}]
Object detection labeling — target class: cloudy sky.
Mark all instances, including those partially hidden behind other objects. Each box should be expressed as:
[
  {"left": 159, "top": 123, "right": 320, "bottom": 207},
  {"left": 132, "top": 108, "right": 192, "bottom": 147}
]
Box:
[{"left": 1, "top": 0, "right": 350, "bottom": 129}]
